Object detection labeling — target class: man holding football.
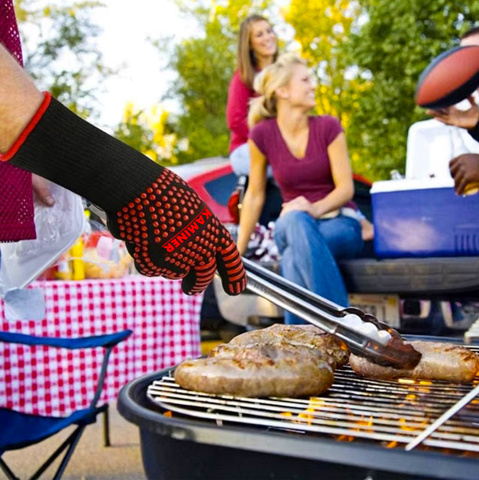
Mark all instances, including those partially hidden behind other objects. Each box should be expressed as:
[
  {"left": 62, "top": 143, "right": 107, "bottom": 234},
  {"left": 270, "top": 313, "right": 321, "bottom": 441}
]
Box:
[{"left": 420, "top": 27, "right": 479, "bottom": 194}]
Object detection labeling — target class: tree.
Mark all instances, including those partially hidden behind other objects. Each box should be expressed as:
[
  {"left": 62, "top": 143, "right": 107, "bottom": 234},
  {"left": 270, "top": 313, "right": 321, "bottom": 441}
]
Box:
[
  {"left": 284, "top": 0, "right": 360, "bottom": 120},
  {"left": 345, "top": 0, "right": 479, "bottom": 180},
  {"left": 15, "top": 0, "right": 112, "bottom": 119},
  {"left": 162, "top": 17, "right": 235, "bottom": 163},
  {"left": 156, "top": 0, "right": 277, "bottom": 163},
  {"left": 114, "top": 103, "right": 181, "bottom": 166},
  {"left": 283, "top": 0, "right": 370, "bottom": 176}
]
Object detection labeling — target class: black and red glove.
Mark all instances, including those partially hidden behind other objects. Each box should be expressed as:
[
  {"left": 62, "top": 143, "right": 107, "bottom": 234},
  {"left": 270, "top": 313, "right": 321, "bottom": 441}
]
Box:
[{"left": 0, "top": 93, "right": 247, "bottom": 296}]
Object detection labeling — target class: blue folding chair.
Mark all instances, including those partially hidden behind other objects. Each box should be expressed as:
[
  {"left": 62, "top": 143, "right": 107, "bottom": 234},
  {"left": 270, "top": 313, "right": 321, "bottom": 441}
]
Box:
[{"left": 0, "top": 329, "right": 132, "bottom": 480}]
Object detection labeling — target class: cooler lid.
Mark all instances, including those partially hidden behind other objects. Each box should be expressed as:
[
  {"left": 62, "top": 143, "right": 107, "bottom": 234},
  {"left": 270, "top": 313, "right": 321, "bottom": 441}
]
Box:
[{"left": 371, "top": 178, "right": 454, "bottom": 194}]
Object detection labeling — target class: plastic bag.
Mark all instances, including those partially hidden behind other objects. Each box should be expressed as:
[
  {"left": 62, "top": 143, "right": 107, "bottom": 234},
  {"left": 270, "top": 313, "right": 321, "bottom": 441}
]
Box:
[{"left": 0, "top": 181, "right": 86, "bottom": 293}]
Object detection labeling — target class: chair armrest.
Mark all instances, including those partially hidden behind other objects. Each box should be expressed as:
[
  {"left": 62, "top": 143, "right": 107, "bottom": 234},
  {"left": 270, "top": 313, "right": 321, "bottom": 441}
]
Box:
[{"left": 0, "top": 330, "right": 132, "bottom": 349}]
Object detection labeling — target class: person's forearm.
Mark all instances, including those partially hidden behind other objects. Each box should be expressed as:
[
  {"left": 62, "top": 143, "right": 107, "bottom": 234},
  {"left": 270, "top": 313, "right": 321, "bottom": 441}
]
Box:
[
  {"left": 0, "top": 44, "right": 43, "bottom": 153},
  {"left": 236, "top": 190, "right": 265, "bottom": 254},
  {"left": 312, "top": 184, "right": 354, "bottom": 218},
  {"left": 0, "top": 43, "right": 247, "bottom": 295}
]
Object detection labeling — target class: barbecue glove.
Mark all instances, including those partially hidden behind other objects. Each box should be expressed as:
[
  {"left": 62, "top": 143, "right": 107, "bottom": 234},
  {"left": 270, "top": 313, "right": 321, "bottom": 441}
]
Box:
[{"left": 0, "top": 92, "right": 247, "bottom": 296}]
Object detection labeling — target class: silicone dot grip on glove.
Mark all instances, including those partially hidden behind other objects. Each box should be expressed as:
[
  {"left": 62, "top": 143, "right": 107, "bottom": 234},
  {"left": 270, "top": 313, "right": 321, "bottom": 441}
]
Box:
[{"left": 0, "top": 92, "right": 247, "bottom": 296}]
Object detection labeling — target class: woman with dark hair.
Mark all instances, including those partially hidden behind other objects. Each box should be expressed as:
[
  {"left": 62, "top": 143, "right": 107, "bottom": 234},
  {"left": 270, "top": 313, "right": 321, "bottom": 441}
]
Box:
[{"left": 226, "top": 14, "right": 278, "bottom": 176}]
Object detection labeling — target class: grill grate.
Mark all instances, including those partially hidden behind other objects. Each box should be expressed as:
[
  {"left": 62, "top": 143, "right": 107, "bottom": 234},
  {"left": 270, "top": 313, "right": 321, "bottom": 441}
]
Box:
[{"left": 147, "top": 345, "right": 479, "bottom": 454}]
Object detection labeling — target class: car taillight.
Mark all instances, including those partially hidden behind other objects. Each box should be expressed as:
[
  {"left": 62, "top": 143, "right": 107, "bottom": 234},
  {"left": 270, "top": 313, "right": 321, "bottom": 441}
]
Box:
[{"left": 228, "top": 190, "right": 240, "bottom": 225}]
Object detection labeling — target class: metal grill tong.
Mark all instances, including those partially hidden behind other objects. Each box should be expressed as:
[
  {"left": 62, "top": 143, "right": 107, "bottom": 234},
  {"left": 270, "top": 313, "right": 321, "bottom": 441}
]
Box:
[
  {"left": 85, "top": 203, "right": 419, "bottom": 369},
  {"left": 241, "top": 257, "right": 421, "bottom": 369}
]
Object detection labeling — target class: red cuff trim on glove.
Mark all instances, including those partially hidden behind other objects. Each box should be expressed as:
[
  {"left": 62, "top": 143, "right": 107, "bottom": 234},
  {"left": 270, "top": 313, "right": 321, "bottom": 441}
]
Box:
[{"left": 0, "top": 92, "right": 52, "bottom": 162}]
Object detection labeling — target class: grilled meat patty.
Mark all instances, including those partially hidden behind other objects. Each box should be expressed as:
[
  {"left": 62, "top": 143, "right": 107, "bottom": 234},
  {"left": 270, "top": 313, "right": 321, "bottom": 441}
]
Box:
[
  {"left": 229, "top": 324, "right": 349, "bottom": 368},
  {"left": 174, "top": 341, "right": 334, "bottom": 398},
  {"left": 349, "top": 341, "right": 479, "bottom": 382}
]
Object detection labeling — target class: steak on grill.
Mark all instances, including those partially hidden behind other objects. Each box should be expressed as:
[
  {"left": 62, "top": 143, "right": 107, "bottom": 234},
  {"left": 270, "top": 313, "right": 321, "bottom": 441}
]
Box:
[
  {"left": 228, "top": 324, "right": 349, "bottom": 368},
  {"left": 349, "top": 341, "right": 479, "bottom": 382},
  {"left": 174, "top": 341, "right": 334, "bottom": 397}
]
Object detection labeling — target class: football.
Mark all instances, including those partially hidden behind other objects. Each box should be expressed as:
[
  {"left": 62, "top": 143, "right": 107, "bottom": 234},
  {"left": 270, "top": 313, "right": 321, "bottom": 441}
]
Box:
[{"left": 415, "top": 45, "right": 479, "bottom": 109}]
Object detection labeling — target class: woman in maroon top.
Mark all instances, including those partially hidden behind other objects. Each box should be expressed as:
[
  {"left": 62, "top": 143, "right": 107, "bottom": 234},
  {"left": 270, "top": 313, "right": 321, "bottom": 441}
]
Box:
[
  {"left": 236, "top": 53, "right": 363, "bottom": 324},
  {"left": 227, "top": 16, "right": 374, "bottom": 239},
  {"left": 226, "top": 14, "right": 278, "bottom": 176}
]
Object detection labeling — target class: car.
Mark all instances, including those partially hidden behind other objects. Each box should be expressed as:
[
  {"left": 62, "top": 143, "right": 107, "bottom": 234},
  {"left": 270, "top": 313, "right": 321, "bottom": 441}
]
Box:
[
  {"left": 175, "top": 156, "right": 479, "bottom": 340},
  {"left": 170, "top": 157, "right": 238, "bottom": 224}
]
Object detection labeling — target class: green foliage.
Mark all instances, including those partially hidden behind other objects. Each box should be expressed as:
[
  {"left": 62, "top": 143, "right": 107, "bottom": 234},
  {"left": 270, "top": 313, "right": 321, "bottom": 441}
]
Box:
[
  {"left": 114, "top": 105, "right": 180, "bottom": 166},
  {"left": 114, "top": 108, "right": 153, "bottom": 155},
  {"left": 284, "top": 0, "right": 363, "bottom": 153},
  {"left": 164, "top": 18, "right": 235, "bottom": 162},
  {"left": 158, "top": 0, "right": 276, "bottom": 164},
  {"left": 345, "top": 0, "right": 479, "bottom": 180},
  {"left": 162, "top": 0, "right": 479, "bottom": 177},
  {"left": 15, "top": 0, "right": 112, "bottom": 119}
]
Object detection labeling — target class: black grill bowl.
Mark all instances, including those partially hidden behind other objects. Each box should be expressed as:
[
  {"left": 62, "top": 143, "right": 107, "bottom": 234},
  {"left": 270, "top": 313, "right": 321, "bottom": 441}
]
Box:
[{"left": 118, "top": 368, "right": 479, "bottom": 480}]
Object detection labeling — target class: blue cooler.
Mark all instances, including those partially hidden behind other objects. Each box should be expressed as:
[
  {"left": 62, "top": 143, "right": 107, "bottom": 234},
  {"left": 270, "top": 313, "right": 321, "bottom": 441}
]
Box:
[{"left": 371, "top": 179, "right": 479, "bottom": 258}]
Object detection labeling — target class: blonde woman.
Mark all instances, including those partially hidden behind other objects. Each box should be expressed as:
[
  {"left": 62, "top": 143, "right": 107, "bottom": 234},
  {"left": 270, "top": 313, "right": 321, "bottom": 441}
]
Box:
[
  {"left": 226, "top": 14, "right": 278, "bottom": 176},
  {"left": 236, "top": 53, "right": 363, "bottom": 324}
]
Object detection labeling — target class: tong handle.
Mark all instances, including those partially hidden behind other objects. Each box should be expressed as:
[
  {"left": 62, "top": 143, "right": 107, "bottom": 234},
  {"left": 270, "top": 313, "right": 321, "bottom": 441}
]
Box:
[
  {"left": 242, "top": 258, "right": 421, "bottom": 369},
  {"left": 245, "top": 270, "right": 375, "bottom": 345},
  {"left": 243, "top": 258, "right": 390, "bottom": 332},
  {"left": 242, "top": 258, "right": 344, "bottom": 318}
]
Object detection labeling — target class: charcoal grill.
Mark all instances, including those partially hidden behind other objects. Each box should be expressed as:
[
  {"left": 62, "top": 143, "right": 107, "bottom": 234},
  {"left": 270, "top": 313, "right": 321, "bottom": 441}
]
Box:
[
  {"left": 118, "top": 338, "right": 479, "bottom": 480},
  {"left": 118, "top": 262, "right": 479, "bottom": 479}
]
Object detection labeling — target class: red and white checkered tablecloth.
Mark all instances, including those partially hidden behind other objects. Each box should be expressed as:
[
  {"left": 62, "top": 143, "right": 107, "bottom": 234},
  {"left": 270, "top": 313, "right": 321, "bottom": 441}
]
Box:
[{"left": 0, "top": 276, "right": 202, "bottom": 416}]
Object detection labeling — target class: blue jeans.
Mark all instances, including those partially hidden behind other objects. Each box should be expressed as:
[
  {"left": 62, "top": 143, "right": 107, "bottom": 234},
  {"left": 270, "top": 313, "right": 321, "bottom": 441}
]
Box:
[{"left": 273, "top": 211, "right": 363, "bottom": 324}]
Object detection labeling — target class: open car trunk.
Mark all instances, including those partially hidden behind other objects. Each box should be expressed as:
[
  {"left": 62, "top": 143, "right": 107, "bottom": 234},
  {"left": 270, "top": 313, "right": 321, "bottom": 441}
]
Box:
[{"left": 212, "top": 174, "right": 479, "bottom": 336}]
